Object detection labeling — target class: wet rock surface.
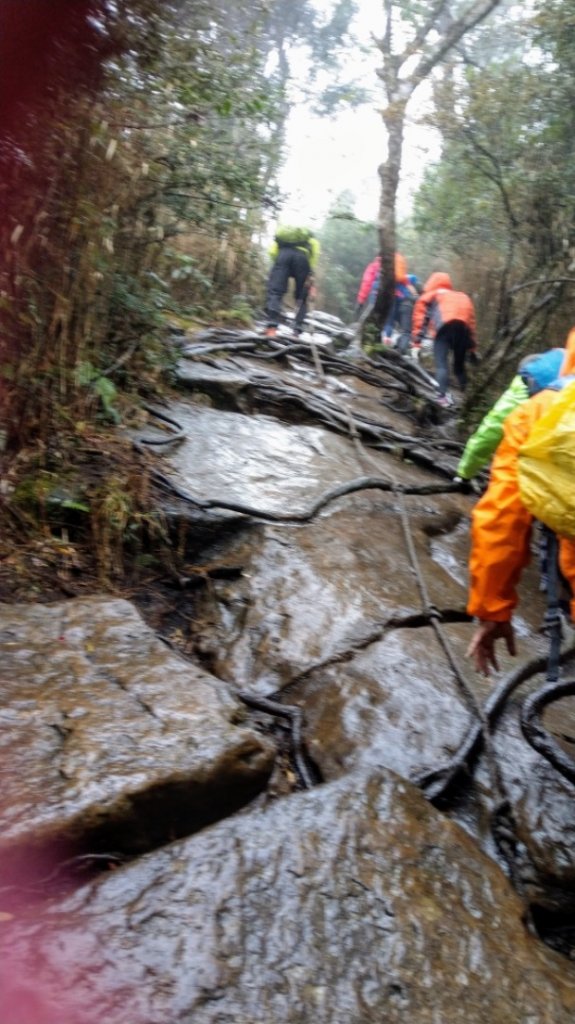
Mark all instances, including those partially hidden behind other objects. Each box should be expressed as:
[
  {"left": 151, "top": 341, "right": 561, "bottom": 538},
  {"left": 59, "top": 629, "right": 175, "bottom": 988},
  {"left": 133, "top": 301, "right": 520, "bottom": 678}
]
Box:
[
  {"left": 0, "top": 597, "right": 275, "bottom": 868},
  {"left": 2, "top": 769, "right": 575, "bottom": 1024},
  {"left": 490, "top": 702, "right": 575, "bottom": 898},
  {"left": 185, "top": 502, "right": 548, "bottom": 696},
  {"left": 168, "top": 342, "right": 575, "bottom": 921},
  {"left": 5, "top": 330, "right": 575, "bottom": 1013},
  {"left": 174, "top": 468, "right": 574, "bottom": 897},
  {"left": 155, "top": 399, "right": 383, "bottom": 515}
]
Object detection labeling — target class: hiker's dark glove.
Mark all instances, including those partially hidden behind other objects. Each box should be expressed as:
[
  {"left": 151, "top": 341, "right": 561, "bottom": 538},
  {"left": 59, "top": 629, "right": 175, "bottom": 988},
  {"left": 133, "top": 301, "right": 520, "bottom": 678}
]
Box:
[{"left": 453, "top": 475, "right": 481, "bottom": 495}]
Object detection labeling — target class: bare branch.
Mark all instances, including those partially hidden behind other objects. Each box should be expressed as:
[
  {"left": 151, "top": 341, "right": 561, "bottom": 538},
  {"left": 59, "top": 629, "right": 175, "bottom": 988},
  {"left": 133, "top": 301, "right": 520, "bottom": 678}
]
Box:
[
  {"left": 460, "top": 125, "right": 519, "bottom": 229},
  {"left": 510, "top": 277, "right": 575, "bottom": 293},
  {"left": 402, "top": 0, "right": 452, "bottom": 64},
  {"left": 408, "top": 0, "right": 504, "bottom": 93}
]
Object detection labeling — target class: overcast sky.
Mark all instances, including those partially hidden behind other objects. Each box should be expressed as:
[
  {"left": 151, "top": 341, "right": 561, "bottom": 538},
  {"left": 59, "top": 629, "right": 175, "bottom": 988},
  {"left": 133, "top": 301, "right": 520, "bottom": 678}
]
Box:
[{"left": 276, "top": 0, "right": 440, "bottom": 229}]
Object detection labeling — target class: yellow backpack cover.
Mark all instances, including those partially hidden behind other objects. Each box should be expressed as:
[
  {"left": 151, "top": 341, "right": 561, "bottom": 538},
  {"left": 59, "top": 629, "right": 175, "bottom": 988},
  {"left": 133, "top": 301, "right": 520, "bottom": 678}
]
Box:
[{"left": 518, "top": 379, "right": 575, "bottom": 538}]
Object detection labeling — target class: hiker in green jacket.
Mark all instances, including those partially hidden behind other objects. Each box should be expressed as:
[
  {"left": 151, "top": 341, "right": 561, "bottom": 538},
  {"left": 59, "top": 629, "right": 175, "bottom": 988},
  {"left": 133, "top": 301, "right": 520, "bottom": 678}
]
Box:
[
  {"left": 264, "top": 225, "right": 321, "bottom": 338},
  {"left": 454, "top": 348, "right": 566, "bottom": 483}
]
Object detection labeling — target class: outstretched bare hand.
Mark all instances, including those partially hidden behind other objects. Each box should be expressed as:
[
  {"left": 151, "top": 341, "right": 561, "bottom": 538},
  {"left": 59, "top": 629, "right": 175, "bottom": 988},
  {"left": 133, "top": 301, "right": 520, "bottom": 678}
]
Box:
[{"left": 466, "top": 620, "right": 516, "bottom": 677}]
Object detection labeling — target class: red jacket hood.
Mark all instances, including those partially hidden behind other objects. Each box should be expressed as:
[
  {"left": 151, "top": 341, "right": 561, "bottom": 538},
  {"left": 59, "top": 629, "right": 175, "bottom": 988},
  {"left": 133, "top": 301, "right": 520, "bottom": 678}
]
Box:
[{"left": 423, "top": 271, "right": 452, "bottom": 292}]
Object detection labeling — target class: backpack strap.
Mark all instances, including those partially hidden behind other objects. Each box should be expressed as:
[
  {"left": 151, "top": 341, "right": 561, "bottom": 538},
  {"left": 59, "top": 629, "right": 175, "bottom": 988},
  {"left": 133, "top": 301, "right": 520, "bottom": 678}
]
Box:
[{"left": 542, "top": 526, "right": 562, "bottom": 683}]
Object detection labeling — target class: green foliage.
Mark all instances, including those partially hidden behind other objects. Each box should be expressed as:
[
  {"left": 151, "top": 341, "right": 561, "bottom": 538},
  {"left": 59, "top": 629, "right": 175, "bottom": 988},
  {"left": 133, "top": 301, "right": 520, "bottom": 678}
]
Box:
[
  {"left": 215, "top": 295, "right": 255, "bottom": 326},
  {"left": 168, "top": 253, "right": 211, "bottom": 288},
  {"left": 316, "top": 193, "right": 379, "bottom": 321},
  {"left": 76, "top": 363, "right": 120, "bottom": 423},
  {"left": 307, "top": 0, "right": 371, "bottom": 115},
  {"left": 58, "top": 498, "right": 92, "bottom": 514},
  {"left": 1, "top": 0, "right": 286, "bottom": 451},
  {"left": 411, "top": 0, "right": 575, "bottom": 412},
  {"left": 13, "top": 470, "right": 91, "bottom": 518},
  {"left": 414, "top": 2, "right": 575, "bottom": 309}
]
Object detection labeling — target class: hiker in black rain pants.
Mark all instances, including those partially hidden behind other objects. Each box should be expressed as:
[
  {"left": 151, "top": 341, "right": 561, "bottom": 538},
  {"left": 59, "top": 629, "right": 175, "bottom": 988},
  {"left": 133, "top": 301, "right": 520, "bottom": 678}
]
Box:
[{"left": 264, "top": 225, "right": 321, "bottom": 338}]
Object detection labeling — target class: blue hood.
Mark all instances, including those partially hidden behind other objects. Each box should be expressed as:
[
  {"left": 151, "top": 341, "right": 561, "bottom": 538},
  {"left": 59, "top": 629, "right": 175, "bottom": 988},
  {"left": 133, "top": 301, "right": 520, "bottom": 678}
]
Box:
[{"left": 520, "top": 348, "right": 565, "bottom": 395}]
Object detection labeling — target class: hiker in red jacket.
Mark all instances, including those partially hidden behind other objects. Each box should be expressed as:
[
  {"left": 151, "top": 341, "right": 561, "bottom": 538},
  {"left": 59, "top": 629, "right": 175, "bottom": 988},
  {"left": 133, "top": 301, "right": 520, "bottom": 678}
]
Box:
[
  {"left": 412, "top": 272, "right": 477, "bottom": 406},
  {"left": 355, "top": 253, "right": 418, "bottom": 353}
]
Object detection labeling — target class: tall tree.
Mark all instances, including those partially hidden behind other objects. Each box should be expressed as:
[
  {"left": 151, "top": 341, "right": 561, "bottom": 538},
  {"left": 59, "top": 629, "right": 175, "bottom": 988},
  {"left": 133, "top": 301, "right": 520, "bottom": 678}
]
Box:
[
  {"left": 316, "top": 192, "right": 378, "bottom": 320},
  {"left": 371, "top": 0, "right": 505, "bottom": 330}
]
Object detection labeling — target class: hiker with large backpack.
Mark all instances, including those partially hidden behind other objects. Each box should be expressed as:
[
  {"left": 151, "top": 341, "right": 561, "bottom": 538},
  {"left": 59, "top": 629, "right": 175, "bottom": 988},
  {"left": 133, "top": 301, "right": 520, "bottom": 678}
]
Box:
[
  {"left": 466, "top": 335, "right": 575, "bottom": 676},
  {"left": 264, "top": 225, "right": 320, "bottom": 338}
]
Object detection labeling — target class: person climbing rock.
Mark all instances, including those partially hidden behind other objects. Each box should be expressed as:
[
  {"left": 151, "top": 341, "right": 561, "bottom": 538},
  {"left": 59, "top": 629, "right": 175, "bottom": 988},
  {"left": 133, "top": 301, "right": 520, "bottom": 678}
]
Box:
[
  {"left": 466, "top": 338, "right": 575, "bottom": 676},
  {"left": 355, "top": 253, "right": 417, "bottom": 355},
  {"left": 407, "top": 273, "right": 423, "bottom": 295},
  {"left": 383, "top": 261, "right": 420, "bottom": 355},
  {"left": 264, "top": 225, "right": 320, "bottom": 338},
  {"left": 355, "top": 255, "right": 381, "bottom": 317},
  {"left": 454, "top": 347, "right": 567, "bottom": 483},
  {"left": 412, "top": 271, "right": 477, "bottom": 405}
]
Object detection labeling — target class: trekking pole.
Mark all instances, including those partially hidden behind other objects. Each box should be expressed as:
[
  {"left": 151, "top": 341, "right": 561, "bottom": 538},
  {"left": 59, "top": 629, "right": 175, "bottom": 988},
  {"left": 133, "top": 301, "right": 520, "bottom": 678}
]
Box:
[
  {"left": 304, "top": 283, "right": 326, "bottom": 382},
  {"left": 541, "top": 528, "right": 563, "bottom": 685}
]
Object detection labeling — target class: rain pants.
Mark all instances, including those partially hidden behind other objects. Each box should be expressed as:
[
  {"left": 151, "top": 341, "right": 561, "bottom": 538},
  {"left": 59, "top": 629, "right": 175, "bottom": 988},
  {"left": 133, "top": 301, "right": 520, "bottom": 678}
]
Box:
[{"left": 266, "top": 227, "right": 320, "bottom": 330}]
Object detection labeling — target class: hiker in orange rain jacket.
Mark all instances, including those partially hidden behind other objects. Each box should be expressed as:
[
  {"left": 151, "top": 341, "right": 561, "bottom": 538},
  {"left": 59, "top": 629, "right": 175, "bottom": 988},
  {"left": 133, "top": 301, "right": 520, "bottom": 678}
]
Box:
[
  {"left": 412, "top": 271, "right": 477, "bottom": 405},
  {"left": 467, "top": 328, "right": 575, "bottom": 676}
]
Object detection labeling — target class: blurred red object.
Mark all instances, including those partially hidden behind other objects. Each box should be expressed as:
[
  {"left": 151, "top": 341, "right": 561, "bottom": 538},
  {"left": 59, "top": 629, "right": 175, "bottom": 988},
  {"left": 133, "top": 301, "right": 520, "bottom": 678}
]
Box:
[{"left": 0, "top": 1, "right": 102, "bottom": 143}]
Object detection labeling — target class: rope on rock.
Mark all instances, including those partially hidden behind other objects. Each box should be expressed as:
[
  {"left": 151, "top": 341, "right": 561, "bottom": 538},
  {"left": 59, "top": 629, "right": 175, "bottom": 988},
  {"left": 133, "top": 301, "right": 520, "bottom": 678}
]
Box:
[
  {"left": 150, "top": 470, "right": 462, "bottom": 524},
  {"left": 237, "top": 691, "right": 315, "bottom": 790},
  {"left": 520, "top": 678, "right": 575, "bottom": 785},
  {"left": 136, "top": 404, "right": 187, "bottom": 447},
  {"left": 519, "top": 530, "right": 575, "bottom": 785},
  {"left": 393, "top": 484, "right": 526, "bottom": 888},
  {"left": 330, "top": 381, "right": 539, "bottom": 892},
  {"left": 418, "top": 533, "right": 575, "bottom": 810},
  {"left": 159, "top": 336, "right": 575, "bottom": 805},
  {"left": 179, "top": 333, "right": 460, "bottom": 475},
  {"left": 415, "top": 640, "right": 575, "bottom": 801},
  {"left": 182, "top": 330, "right": 438, "bottom": 401}
]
